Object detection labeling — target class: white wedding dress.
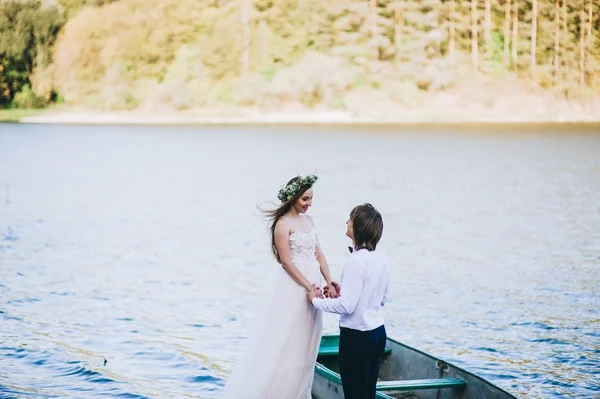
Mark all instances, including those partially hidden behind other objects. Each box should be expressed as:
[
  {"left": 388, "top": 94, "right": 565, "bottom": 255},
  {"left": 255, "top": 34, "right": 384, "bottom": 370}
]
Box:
[{"left": 223, "top": 225, "right": 323, "bottom": 399}]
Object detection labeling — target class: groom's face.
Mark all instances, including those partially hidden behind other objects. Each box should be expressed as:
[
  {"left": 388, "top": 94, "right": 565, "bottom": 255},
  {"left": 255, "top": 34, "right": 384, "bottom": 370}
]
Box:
[{"left": 346, "top": 218, "right": 354, "bottom": 241}]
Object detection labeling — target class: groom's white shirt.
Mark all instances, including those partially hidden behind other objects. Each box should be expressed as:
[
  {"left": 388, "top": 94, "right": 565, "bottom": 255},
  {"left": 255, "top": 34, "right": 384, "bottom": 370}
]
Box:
[{"left": 312, "top": 248, "right": 390, "bottom": 332}]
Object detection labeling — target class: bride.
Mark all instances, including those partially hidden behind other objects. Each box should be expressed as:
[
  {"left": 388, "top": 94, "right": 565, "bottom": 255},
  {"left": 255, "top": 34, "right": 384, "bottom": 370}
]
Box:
[{"left": 223, "top": 174, "right": 338, "bottom": 399}]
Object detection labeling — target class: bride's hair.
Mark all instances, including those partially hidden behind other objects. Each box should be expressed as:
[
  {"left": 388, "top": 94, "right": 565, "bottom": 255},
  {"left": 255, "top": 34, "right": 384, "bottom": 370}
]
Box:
[{"left": 261, "top": 176, "right": 314, "bottom": 263}]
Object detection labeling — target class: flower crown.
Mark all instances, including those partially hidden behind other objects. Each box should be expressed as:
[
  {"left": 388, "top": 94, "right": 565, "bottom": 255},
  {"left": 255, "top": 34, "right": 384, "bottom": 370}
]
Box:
[{"left": 277, "top": 174, "right": 318, "bottom": 203}]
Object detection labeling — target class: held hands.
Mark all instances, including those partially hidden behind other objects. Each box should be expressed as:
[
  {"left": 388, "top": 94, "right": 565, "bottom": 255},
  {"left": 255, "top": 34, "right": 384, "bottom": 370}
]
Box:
[
  {"left": 307, "top": 281, "right": 341, "bottom": 302},
  {"left": 323, "top": 281, "right": 341, "bottom": 299},
  {"left": 307, "top": 284, "right": 325, "bottom": 301}
]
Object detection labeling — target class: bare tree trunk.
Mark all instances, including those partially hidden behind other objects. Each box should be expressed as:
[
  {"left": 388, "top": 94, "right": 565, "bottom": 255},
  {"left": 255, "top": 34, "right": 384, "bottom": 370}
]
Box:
[
  {"left": 485, "top": 0, "right": 492, "bottom": 46},
  {"left": 512, "top": 0, "right": 519, "bottom": 70},
  {"left": 579, "top": 0, "right": 585, "bottom": 92},
  {"left": 240, "top": 0, "right": 250, "bottom": 72},
  {"left": 471, "top": 0, "right": 479, "bottom": 70},
  {"left": 589, "top": 1, "right": 595, "bottom": 104},
  {"left": 25, "top": 64, "right": 34, "bottom": 92},
  {"left": 504, "top": 0, "right": 511, "bottom": 67},
  {"left": 449, "top": 0, "right": 456, "bottom": 65},
  {"left": 562, "top": 0, "right": 567, "bottom": 43},
  {"left": 370, "top": 0, "right": 379, "bottom": 61},
  {"left": 395, "top": 6, "right": 404, "bottom": 63},
  {"left": 555, "top": 0, "right": 561, "bottom": 86},
  {"left": 587, "top": 0, "right": 593, "bottom": 52},
  {"left": 530, "top": 0, "right": 537, "bottom": 79},
  {"left": 562, "top": 0, "right": 568, "bottom": 95}
]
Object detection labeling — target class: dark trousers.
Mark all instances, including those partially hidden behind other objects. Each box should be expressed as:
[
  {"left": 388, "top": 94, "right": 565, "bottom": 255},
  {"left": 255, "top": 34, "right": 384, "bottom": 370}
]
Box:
[{"left": 338, "top": 325, "right": 387, "bottom": 399}]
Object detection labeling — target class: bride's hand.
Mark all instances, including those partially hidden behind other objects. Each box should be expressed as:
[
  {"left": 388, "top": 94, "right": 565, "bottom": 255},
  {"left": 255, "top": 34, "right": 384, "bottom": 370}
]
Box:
[{"left": 307, "top": 284, "right": 324, "bottom": 301}]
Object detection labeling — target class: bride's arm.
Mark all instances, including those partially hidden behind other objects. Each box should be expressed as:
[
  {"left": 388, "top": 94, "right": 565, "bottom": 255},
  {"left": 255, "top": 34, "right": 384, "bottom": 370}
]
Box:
[
  {"left": 316, "top": 244, "right": 333, "bottom": 286},
  {"left": 317, "top": 245, "right": 340, "bottom": 297},
  {"left": 275, "top": 220, "right": 313, "bottom": 291},
  {"left": 306, "top": 215, "right": 338, "bottom": 297}
]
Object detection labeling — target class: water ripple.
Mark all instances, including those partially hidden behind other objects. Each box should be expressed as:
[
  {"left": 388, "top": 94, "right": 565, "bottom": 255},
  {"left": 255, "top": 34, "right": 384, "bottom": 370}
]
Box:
[{"left": 1, "top": 124, "right": 599, "bottom": 398}]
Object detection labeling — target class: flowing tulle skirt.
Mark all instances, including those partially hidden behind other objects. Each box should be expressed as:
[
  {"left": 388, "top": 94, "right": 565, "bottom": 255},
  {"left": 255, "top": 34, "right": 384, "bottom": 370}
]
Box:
[{"left": 223, "top": 263, "right": 323, "bottom": 399}]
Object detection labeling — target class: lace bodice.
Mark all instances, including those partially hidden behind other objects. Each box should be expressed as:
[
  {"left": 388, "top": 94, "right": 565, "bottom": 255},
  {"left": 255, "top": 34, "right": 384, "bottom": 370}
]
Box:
[{"left": 289, "top": 227, "right": 319, "bottom": 266}]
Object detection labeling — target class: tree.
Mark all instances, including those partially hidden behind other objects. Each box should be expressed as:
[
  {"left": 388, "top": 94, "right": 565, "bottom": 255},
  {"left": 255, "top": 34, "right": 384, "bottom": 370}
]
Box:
[
  {"left": 579, "top": 0, "right": 585, "bottom": 92},
  {"left": 448, "top": 0, "right": 456, "bottom": 63},
  {"left": 369, "top": 0, "right": 379, "bottom": 60},
  {"left": 0, "top": 0, "right": 64, "bottom": 105},
  {"left": 240, "top": 0, "right": 251, "bottom": 71},
  {"left": 484, "top": 0, "right": 492, "bottom": 48},
  {"left": 58, "top": 0, "right": 120, "bottom": 18},
  {"left": 394, "top": 4, "right": 405, "bottom": 63},
  {"left": 531, "top": 0, "right": 538, "bottom": 79},
  {"left": 471, "top": 0, "right": 479, "bottom": 70},
  {"left": 504, "top": 0, "right": 511, "bottom": 67},
  {"left": 15, "top": 0, "right": 596, "bottom": 110},
  {"left": 588, "top": 1, "right": 598, "bottom": 103},
  {"left": 511, "top": 0, "right": 518, "bottom": 70},
  {"left": 555, "top": 0, "right": 560, "bottom": 85}
]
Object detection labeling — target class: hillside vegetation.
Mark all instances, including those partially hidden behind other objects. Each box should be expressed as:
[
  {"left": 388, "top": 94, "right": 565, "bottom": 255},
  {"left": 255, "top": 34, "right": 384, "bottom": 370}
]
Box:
[{"left": 1, "top": 0, "right": 599, "bottom": 117}]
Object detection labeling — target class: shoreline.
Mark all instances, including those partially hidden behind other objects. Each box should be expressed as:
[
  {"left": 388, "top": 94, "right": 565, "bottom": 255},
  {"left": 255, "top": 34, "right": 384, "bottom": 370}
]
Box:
[{"left": 4, "top": 109, "right": 600, "bottom": 126}]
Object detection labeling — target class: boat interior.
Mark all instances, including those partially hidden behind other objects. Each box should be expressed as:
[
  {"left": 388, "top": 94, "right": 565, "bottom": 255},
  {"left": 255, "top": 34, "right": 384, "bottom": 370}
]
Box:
[{"left": 316, "top": 335, "right": 467, "bottom": 399}]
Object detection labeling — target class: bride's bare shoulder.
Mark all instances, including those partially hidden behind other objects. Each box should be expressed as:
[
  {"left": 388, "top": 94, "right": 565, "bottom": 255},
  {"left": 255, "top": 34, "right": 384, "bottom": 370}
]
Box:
[{"left": 274, "top": 217, "right": 293, "bottom": 233}]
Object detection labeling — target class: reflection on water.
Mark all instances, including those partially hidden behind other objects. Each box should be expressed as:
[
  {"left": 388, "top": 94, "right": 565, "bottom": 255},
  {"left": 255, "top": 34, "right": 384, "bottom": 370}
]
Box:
[{"left": 0, "top": 123, "right": 599, "bottom": 399}]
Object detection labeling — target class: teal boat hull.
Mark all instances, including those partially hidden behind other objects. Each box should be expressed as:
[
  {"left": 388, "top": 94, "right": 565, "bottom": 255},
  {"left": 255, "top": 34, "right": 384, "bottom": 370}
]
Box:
[{"left": 312, "top": 335, "right": 517, "bottom": 399}]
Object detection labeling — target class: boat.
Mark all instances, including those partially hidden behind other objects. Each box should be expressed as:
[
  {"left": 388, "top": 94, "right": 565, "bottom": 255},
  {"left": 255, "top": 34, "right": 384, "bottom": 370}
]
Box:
[{"left": 312, "top": 334, "right": 518, "bottom": 399}]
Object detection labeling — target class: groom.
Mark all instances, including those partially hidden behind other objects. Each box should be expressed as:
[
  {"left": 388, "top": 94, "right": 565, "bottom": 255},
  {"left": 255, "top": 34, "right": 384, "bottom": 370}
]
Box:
[{"left": 308, "top": 203, "right": 390, "bottom": 399}]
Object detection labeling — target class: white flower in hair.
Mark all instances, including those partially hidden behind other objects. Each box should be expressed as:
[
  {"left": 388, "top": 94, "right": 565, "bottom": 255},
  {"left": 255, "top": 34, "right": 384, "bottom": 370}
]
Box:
[{"left": 277, "top": 174, "right": 318, "bottom": 203}]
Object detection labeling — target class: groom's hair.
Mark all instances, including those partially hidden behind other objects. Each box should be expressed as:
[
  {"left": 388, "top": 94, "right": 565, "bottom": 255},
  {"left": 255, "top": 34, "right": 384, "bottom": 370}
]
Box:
[{"left": 350, "top": 203, "right": 383, "bottom": 251}]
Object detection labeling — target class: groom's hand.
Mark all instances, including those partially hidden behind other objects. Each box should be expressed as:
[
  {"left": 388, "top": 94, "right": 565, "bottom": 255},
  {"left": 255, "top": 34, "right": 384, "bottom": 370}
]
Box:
[{"left": 323, "top": 281, "right": 341, "bottom": 298}]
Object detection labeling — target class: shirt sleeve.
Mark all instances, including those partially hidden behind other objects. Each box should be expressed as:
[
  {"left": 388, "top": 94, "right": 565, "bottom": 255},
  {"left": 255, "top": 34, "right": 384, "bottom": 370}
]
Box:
[
  {"left": 381, "top": 255, "right": 390, "bottom": 306},
  {"left": 311, "top": 256, "right": 365, "bottom": 315},
  {"left": 381, "top": 278, "right": 389, "bottom": 306}
]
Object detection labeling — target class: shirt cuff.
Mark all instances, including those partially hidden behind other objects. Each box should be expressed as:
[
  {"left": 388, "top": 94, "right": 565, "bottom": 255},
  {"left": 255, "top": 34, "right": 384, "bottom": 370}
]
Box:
[{"left": 312, "top": 297, "right": 323, "bottom": 308}]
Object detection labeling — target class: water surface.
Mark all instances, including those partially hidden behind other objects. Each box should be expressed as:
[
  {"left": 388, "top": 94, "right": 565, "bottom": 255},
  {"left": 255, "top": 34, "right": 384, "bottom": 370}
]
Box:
[{"left": 1, "top": 123, "right": 599, "bottom": 398}]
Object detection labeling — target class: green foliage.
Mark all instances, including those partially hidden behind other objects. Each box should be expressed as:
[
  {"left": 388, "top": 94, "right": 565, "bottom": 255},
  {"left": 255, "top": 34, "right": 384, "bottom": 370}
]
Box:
[
  {"left": 267, "top": 51, "right": 358, "bottom": 107},
  {"left": 0, "top": 0, "right": 64, "bottom": 106},
  {"left": 101, "top": 63, "right": 137, "bottom": 110},
  {"left": 217, "top": 87, "right": 235, "bottom": 105},
  {"left": 58, "top": 0, "right": 120, "bottom": 18},
  {"left": 233, "top": 72, "right": 268, "bottom": 106},
  {"left": 12, "top": 84, "right": 48, "bottom": 109},
  {"left": 0, "top": 60, "right": 27, "bottom": 106},
  {"left": 385, "top": 79, "right": 423, "bottom": 107},
  {"left": 0, "top": 108, "right": 46, "bottom": 121},
  {"left": 53, "top": 0, "right": 238, "bottom": 103},
  {"left": 481, "top": 31, "right": 506, "bottom": 73},
  {"left": 4, "top": 0, "right": 598, "bottom": 112}
]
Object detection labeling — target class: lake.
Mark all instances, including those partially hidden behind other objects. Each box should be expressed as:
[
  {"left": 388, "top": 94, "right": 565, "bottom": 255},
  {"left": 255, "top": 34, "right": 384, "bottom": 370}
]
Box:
[{"left": 1, "top": 123, "right": 599, "bottom": 398}]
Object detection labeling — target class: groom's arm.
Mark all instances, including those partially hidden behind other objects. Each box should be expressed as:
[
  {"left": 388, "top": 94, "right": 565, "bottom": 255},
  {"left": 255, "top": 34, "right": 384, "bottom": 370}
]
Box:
[
  {"left": 311, "top": 257, "right": 365, "bottom": 315},
  {"left": 381, "top": 278, "right": 389, "bottom": 306}
]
